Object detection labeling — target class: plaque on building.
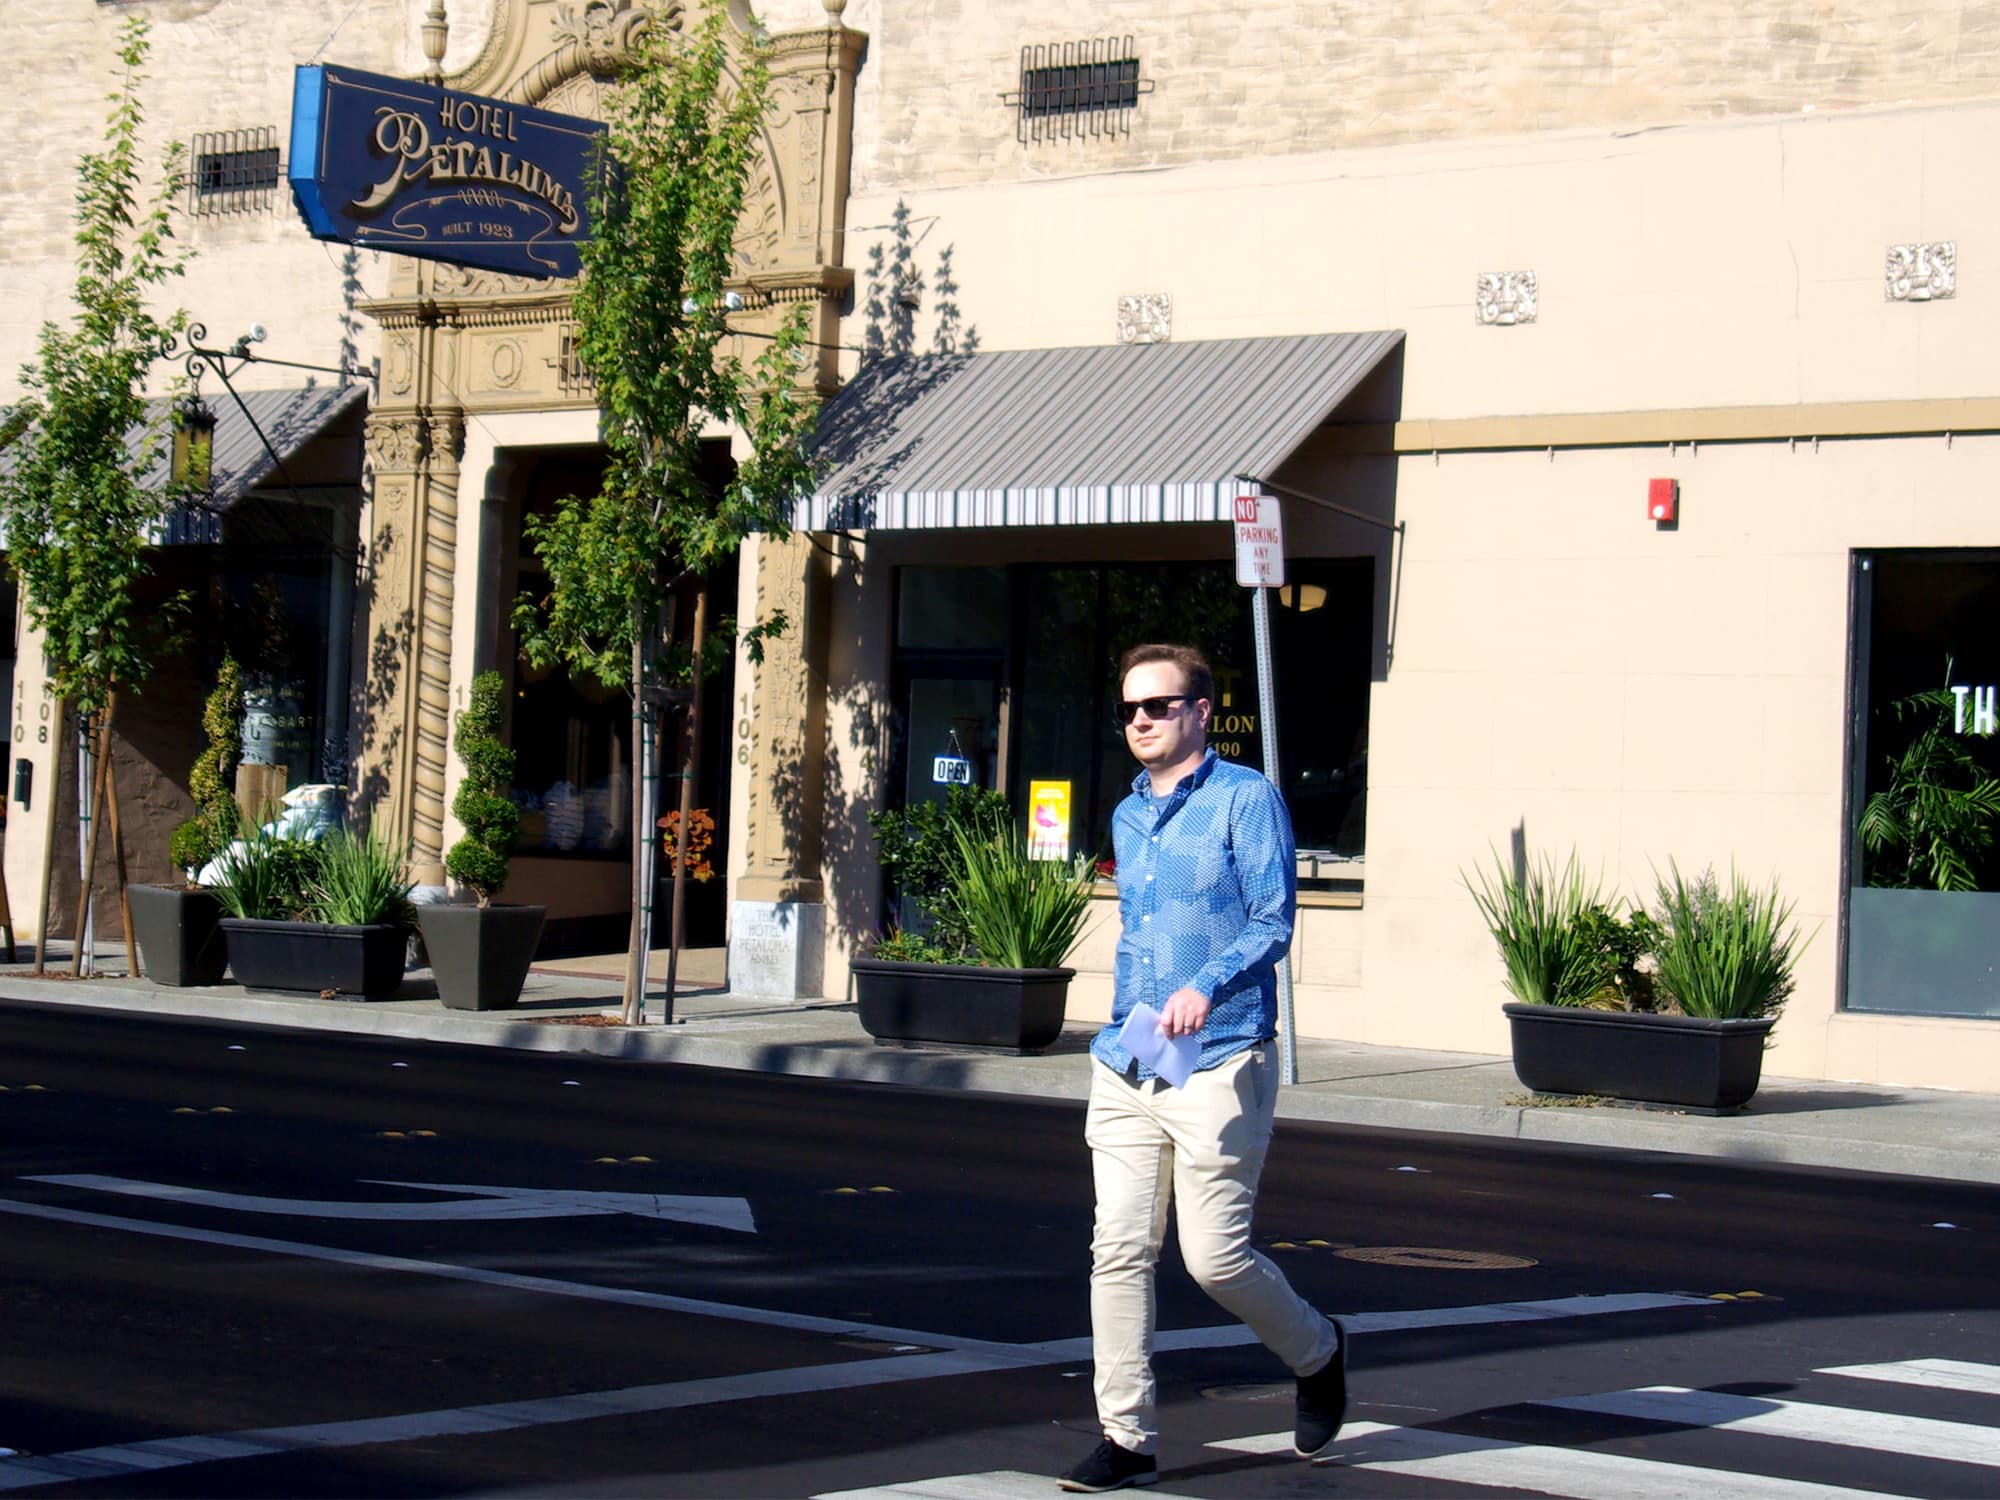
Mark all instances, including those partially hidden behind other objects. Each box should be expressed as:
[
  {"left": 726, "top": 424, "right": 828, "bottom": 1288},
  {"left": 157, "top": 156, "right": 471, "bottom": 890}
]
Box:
[
  {"left": 1475, "top": 271, "right": 1538, "bottom": 326},
  {"left": 1885, "top": 242, "right": 1955, "bottom": 302}
]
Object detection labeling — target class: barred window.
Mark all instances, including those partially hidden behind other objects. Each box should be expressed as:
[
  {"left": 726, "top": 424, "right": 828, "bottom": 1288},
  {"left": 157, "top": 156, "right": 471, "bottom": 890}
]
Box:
[
  {"left": 1005, "top": 37, "right": 1152, "bottom": 145},
  {"left": 189, "top": 127, "right": 281, "bottom": 216},
  {"left": 1023, "top": 55, "right": 1140, "bottom": 117}
]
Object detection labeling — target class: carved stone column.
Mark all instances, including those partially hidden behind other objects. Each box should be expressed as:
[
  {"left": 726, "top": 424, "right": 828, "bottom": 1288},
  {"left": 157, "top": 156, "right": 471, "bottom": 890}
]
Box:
[
  {"left": 356, "top": 411, "right": 428, "bottom": 868},
  {"left": 411, "top": 408, "right": 465, "bottom": 884},
  {"left": 730, "top": 532, "right": 830, "bottom": 998}
]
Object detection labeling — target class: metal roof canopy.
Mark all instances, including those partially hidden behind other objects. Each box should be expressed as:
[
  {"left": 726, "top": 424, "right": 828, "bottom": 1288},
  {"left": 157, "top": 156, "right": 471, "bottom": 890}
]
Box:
[
  {"left": 795, "top": 330, "right": 1404, "bottom": 532},
  {"left": 0, "top": 383, "right": 366, "bottom": 546}
]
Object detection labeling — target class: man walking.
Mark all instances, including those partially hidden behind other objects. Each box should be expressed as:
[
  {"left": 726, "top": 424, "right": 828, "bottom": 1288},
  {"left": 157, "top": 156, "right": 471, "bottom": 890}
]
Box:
[{"left": 1058, "top": 643, "right": 1346, "bottom": 1493}]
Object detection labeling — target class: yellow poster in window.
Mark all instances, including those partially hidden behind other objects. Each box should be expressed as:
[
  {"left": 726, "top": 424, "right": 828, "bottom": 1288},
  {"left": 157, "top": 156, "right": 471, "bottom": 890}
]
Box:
[{"left": 1027, "top": 780, "right": 1072, "bottom": 862}]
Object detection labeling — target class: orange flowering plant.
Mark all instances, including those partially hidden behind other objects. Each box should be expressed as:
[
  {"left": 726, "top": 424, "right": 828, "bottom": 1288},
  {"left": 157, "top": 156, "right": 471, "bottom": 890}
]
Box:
[{"left": 659, "top": 808, "right": 716, "bottom": 882}]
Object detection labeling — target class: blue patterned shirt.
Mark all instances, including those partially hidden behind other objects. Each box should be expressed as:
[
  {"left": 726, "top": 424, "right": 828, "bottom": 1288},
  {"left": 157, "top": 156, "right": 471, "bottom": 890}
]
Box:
[{"left": 1090, "top": 749, "right": 1297, "bottom": 1080}]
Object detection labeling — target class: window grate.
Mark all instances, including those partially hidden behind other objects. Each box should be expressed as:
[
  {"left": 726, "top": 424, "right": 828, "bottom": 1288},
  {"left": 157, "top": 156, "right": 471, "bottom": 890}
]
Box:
[
  {"left": 189, "top": 127, "right": 282, "bottom": 216},
  {"left": 1003, "top": 37, "right": 1152, "bottom": 145}
]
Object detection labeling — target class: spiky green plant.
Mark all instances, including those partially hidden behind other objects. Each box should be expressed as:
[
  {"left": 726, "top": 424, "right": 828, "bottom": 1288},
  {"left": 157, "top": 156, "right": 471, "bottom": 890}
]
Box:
[
  {"left": 1647, "top": 863, "right": 1811, "bottom": 1021},
  {"left": 1464, "top": 847, "right": 1621, "bottom": 1007},
  {"left": 948, "top": 825, "right": 1096, "bottom": 971},
  {"left": 310, "top": 826, "right": 414, "bottom": 927},
  {"left": 208, "top": 822, "right": 323, "bottom": 922},
  {"left": 869, "top": 784, "right": 1012, "bottom": 959}
]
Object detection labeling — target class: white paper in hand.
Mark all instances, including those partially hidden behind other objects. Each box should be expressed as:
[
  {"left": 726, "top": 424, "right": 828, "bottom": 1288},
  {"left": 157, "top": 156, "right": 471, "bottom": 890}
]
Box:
[{"left": 1117, "top": 1003, "right": 1200, "bottom": 1089}]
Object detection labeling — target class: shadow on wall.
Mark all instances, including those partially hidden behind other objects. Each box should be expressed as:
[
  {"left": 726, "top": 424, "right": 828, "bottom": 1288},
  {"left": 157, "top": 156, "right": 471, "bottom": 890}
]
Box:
[
  {"left": 858, "top": 199, "right": 978, "bottom": 366},
  {"left": 350, "top": 514, "right": 415, "bottom": 824},
  {"left": 821, "top": 654, "right": 885, "bottom": 959}
]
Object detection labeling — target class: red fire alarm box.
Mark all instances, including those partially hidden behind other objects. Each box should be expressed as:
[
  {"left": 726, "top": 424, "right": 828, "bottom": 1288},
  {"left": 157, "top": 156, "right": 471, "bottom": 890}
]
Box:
[{"left": 1648, "top": 478, "right": 1678, "bottom": 523}]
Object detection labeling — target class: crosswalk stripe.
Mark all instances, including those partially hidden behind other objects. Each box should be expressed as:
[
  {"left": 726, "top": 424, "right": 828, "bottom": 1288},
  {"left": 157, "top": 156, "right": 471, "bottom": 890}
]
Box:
[
  {"left": 1544, "top": 1386, "right": 2000, "bottom": 1468},
  {"left": 814, "top": 1474, "right": 1101, "bottom": 1499},
  {"left": 1818, "top": 1359, "right": 2000, "bottom": 1397},
  {"left": 1208, "top": 1421, "right": 1919, "bottom": 1500}
]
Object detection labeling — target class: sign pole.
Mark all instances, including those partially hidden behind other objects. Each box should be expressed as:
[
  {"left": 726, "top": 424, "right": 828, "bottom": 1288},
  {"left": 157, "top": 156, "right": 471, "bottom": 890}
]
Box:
[
  {"left": 1234, "top": 491, "right": 1297, "bottom": 1086},
  {"left": 1251, "top": 583, "right": 1299, "bottom": 1086}
]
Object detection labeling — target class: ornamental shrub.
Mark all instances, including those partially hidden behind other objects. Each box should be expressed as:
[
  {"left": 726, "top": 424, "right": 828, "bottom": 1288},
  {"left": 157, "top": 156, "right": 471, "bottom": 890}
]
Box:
[
  {"left": 173, "top": 655, "right": 243, "bottom": 876},
  {"left": 444, "top": 671, "right": 520, "bottom": 904},
  {"left": 867, "top": 784, "right": 1011, "bottom": 960}
]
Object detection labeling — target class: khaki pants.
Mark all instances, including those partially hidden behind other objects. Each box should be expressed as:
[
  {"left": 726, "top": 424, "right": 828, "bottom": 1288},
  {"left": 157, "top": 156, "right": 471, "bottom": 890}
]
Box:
[{"left": 1084, "top": 1041, "right": 1338, "bottom": 1454}]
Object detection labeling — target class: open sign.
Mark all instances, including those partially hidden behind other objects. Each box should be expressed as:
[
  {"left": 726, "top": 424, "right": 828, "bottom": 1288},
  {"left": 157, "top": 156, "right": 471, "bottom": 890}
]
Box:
[{"left": 932, "top": 756, "right": 973, "bottom": 785}]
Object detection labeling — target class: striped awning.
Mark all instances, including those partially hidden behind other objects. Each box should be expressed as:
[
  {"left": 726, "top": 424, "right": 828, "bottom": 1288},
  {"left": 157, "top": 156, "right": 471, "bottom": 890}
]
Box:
[
  {"left": 0, "top": 383, "right": 366, "bottom": 545},
  {"left": 794, "top": 330, "right": 1402, "bottom": 531}
]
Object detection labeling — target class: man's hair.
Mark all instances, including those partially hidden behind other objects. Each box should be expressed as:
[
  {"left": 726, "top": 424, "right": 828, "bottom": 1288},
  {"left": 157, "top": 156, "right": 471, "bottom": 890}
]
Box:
[{"left": 1117, "top": 643, "right": 1215, "bottom": 706}]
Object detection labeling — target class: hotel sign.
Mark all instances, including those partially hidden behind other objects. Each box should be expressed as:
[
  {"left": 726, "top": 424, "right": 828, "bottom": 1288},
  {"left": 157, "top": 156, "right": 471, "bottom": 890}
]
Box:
[{"left": 288, "top": 64, "right": 605, "bottom": 279}]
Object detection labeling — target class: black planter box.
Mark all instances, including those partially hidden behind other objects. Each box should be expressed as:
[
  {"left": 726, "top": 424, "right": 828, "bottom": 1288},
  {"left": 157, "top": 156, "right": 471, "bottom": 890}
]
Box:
[
  {"left": 1504, "top": 1002, "right": 1776, "bottom": 1112},
  {"left": 220, "top": 918, "right": 409, "bottom": 999},
  {"left": 128, "top": 884, "right": 228, "bottom": 987},
  {"left": 418, "top": 903, "right": 547, "bottom": 1011},
  {"left": 852, "top": 957, "right": 1074, "bottom": 1053}
]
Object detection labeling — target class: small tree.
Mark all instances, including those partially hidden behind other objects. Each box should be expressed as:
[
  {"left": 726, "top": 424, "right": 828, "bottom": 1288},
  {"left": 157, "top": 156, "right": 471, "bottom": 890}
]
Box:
[
  {"left": 444, "top": 671, "right": 521, "bottom": 906},
  {"left": 513, "top": 2, "right": 817, "bottom": 1022},
  {"left": 169, "top": 655, "right": 244, "bottom": 875},
  {"left": 0, "top": 16, "right": 190, "bottom": 972}
]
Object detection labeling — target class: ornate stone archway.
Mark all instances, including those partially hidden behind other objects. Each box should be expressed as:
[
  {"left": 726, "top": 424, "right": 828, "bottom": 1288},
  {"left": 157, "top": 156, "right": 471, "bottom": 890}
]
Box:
[{"left": 354, "top": 0, "right": 858, "bottom": 887}]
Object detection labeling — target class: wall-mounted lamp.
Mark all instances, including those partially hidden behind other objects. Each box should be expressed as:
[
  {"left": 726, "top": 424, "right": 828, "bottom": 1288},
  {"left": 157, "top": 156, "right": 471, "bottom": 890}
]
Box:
[
  {"left": 228, "top": 323, "right": 268, "bottom": 359},
  {"left": 171, "top": 391, "right": 217, "bottom": 493},
  {"left": 1277, "top": 583, "right": 1327, "bottom": 613}
]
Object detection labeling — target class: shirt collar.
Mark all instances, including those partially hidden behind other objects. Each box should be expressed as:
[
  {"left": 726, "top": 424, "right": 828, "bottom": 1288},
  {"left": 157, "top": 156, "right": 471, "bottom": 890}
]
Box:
[{"left": 1130, "top": 746, "right": 1219, "bottom": 804}]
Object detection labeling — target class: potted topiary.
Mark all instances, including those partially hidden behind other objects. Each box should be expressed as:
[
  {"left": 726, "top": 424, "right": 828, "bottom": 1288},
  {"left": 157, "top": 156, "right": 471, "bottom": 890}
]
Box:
[
  {"left": 1469, "top": 848, "right": 1811, "bottom": 1112},
  {"left": 853, "top": 790, "right": 1098, "bottom": 1052},
  {"left": 130, "top": 656, "right": 243, "bottom": 986},
  {"left": 214, "top": 821, "right": 415, "bottom": 998},
  {"left": 417, "top": 670, "right": 547, "bottom": 1010}
]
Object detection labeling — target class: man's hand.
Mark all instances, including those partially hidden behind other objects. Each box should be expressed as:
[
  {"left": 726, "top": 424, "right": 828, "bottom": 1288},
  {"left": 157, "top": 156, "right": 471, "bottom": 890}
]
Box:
[{"left": 1159, "top": 986, "right": 1211, "bottom": 1039}]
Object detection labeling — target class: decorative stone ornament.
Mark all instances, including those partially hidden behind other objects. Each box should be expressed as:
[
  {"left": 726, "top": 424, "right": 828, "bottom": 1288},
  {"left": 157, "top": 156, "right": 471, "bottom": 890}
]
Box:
[
  {"left": 1886, "top": 242, "right": 1955, "bottom": 302},
  {"left": 1476, "top": 271, "right": 1538, "bottom": 325},
  {"left": 1116, "top": 292, "right": 1172, "bottom": 344}
]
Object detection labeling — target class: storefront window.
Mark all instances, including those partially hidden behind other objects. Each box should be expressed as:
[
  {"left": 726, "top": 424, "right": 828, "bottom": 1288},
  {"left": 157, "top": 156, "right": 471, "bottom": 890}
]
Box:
[
  {"left": 1845, "top": 549, "right": 2000, "bottom": 1018},
  {"left": 890, "top": 558, "right": 1373, "bottom": 874}
]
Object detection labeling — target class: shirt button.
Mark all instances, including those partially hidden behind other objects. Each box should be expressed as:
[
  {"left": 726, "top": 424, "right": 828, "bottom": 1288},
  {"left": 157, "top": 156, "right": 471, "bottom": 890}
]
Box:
[{"left": 1141, "top": 914, "right": 1150, "bottom": 923}]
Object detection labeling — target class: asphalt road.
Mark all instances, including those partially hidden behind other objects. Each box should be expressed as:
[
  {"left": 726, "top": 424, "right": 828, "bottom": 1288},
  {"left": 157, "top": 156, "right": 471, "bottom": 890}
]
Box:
[{"left": 1, "top": 998, "right": 1996, "bottom": 1498}]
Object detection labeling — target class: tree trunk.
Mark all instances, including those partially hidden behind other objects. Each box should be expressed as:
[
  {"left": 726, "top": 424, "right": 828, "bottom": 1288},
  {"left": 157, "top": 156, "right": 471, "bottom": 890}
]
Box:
[
  {"left": 105, "top": 693, "right": 137, "bottom": 979},
  {"left": 622, "top": 612, "right": 648, "bottom": 1026},
  {"left": 32, "top": 698, "right": 68, "bottom": 976},
  {"left": 663, "top": 582, "right": 708, "bottom": 1025},
  {"left": 71, "top": 707, "right": 113, "bottom": 979}
]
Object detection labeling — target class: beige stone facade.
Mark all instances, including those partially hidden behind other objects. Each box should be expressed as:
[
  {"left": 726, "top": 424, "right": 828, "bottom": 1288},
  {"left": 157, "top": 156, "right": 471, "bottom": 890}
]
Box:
[
  {"left": 8, "top": 0, "right": 2000, "bottom": 1090},
  {"left": 765, "top": 3, "right": 2000, "bottom": 1093}
]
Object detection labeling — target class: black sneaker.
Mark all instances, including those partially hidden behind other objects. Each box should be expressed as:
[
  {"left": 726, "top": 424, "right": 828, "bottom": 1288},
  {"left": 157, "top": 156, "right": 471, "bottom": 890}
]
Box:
[
  {"left": 1057, "top": 1438, "right": 1158, "bottom": 1492},
  {"left": 1293, "top": 1322, "right": 1348, "bottom": 1457}
]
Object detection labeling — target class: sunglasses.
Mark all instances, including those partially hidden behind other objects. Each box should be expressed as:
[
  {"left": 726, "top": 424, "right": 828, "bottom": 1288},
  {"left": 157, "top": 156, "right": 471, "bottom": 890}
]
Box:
[{"left": 1116, "top": 695, "right": 1194, "bottom": 726}]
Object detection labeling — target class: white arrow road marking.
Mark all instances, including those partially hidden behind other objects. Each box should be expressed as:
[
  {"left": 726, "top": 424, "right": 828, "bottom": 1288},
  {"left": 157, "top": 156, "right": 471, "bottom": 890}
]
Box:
[
  {"left": 1820, "top": 1358, "right": 2000, "bottom": 1397},
  {"left": 814, "top": 1475, "right": 1090, "bottom": 1499},
  {"left": 1210, "top": 1421, "right": 1919, "bottom": 1500},
  {"left": 1543, "top": 1386, "right": 2000, "bottom": 1468},
  {"left": 24, "top": 1174, "right": 755, "bottom": 1233}
]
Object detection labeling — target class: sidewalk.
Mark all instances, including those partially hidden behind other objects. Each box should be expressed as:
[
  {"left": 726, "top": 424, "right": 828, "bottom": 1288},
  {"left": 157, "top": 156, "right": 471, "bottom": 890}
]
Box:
[{"left": 3, "top": 946, "right": 1995, "bottom": 1188}]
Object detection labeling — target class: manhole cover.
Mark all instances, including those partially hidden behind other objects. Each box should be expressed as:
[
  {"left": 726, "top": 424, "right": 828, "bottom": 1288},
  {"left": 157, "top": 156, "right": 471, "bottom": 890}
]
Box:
[
  {"left": 1335, "top": 1245, "right": 1536, "bottom": 1270},
  {"left": 1201, "top": 1383, "right": 1293, "bottom": 1404}
]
